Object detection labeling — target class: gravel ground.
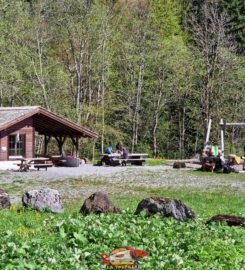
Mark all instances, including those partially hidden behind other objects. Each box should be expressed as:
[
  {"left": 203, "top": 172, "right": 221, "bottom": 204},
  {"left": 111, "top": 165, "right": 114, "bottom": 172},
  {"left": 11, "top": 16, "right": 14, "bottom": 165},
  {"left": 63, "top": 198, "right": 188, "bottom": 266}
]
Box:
[
  {"left": 0, "top": 164, "right": 132, "bottom": 183},
  {"left": 0, "top": 164, "right": 244, "bottom": 204}
]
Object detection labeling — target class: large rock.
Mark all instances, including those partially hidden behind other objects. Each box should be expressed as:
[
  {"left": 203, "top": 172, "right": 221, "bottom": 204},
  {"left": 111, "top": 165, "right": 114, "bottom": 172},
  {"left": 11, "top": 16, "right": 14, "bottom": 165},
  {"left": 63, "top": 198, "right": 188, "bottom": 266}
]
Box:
[
  {"left": 22, "top": 188, "right": 64, "bottom": 213},
  {"left": 207, "top": 214, "right": 245, "bottom": 227},
  {"left": 173, "top": 162, "right": 186, "bottom": 169},
  {"left": 0, "top": 189, "right": 11, "bottom": 210},
  {"left": 80, "top": 192, "right": 121, "bottom": 215},
  {"left": 134, "top": 197, "right": 195, "bottom": 221}
]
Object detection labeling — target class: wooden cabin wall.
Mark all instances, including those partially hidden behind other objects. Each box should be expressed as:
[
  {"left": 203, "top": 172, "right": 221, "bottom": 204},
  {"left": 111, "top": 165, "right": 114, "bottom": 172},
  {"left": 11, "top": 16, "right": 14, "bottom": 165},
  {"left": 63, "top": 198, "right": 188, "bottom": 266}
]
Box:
[{"left": 0, "top": 118, "right": 34, "bottom": 160}]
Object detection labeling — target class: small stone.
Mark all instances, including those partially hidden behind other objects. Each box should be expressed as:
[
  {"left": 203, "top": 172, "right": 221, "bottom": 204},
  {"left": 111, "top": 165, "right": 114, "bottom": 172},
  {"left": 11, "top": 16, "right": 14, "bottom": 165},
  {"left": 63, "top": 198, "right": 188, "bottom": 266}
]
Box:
[
  {"left": 22, "top": 188, "right": 64, "bottom": 213},
  {"left": 0, "top": 189, "right": 11, "bottom": 210},
  {"left": 134, "top": 197, "right": 195, "bottom": 221},
  {"left": 80, "top": 192, "right": 121, "bottom": 215}
]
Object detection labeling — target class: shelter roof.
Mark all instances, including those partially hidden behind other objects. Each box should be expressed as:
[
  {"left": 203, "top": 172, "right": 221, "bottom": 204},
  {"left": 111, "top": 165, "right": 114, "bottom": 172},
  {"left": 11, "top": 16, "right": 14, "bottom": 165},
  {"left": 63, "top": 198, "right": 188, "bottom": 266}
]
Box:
[{"left": 0, "top": 106, "right": 98, "bottom": 138}]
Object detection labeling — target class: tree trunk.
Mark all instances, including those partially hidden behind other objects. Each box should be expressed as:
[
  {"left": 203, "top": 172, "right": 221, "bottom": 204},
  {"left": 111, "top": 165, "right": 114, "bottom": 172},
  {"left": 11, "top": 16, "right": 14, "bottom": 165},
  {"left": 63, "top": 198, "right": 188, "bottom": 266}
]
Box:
[
  {"left": 132, "top": 55, "right": 145, "bottom": 152},
  {"left": 153, "top": 91, "right": 162, "bottom": 158},
  {"left": 182, "top": 107, "right": 186, "bottom": 158},
  {"left": 100, "top": 19, "right": 109, "bottom": 154},
  {"left": 33, "top": 28, "right": 50, "bottom": 110}
]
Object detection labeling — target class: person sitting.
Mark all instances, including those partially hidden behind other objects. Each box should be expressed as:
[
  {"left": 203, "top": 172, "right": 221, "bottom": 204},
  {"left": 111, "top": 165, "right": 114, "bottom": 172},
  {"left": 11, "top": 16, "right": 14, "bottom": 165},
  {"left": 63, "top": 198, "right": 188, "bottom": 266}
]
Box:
[
  {"left": 201, "top": 147, "right": 215, "bottom": 172},
  {"left": 115, "top": 141, "right": 123, "bottom": 155},
  {"left": 122, "top": 148, "right": 129, "bottom": 159},
  {"left": 105, "top": 143, "right": 113, "bottom": 154},
  {"left": 100, "top": 143, "right": 113, "bottom": 166}
]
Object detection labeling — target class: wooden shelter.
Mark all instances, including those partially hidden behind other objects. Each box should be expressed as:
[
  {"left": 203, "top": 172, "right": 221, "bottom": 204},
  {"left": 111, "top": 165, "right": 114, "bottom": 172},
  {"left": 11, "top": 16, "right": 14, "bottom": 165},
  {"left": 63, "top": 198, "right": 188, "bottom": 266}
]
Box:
[{"left": 0, "top": 106, "right": 98, "bottom": 161}]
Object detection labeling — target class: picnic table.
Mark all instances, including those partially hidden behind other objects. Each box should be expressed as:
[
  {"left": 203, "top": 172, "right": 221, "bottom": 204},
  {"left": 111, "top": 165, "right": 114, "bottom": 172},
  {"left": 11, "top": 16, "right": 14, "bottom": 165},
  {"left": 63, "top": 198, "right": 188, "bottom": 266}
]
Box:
[
  {"left": 100, "top": 154, "right": 121, "bottom": 158},
  {"left": 99, "top": 153, "right": 121, "bottom": 166},
  {"left": 99, "top": 153, "right": 148, "bottom": 166},
  {"left": 16, "top": 158, "right": 52, "bottom": 171},
  {"left": 121, "top": 153, "right": 148, "bottom": 166}
]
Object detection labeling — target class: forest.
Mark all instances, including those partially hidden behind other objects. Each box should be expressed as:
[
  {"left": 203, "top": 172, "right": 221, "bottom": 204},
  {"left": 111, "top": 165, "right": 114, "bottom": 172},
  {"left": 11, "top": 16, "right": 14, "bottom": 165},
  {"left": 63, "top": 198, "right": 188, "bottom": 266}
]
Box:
[{"left": 0, "top": 0, "right": 244, "bottom": 159}]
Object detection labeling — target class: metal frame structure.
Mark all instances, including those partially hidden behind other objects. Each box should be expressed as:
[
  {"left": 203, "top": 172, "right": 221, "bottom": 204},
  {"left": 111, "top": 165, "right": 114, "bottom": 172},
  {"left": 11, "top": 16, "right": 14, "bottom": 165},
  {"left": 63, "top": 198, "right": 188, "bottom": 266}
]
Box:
[{"left": 220, "top": 119, "right": 245, "bottom": 158}]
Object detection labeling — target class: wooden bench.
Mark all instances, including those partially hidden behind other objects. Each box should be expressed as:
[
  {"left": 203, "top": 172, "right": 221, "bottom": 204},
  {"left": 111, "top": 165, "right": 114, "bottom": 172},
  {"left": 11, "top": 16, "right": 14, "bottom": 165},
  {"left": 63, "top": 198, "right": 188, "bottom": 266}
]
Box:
[
  {"left": 16, "top": 163, "right": 31, "bottom": 171},
  {"left": 34, "top": 164, "right": 53, "bottom": 171},
  {"left": 121, "top": 159, "right": 146, "bottom": 166}
]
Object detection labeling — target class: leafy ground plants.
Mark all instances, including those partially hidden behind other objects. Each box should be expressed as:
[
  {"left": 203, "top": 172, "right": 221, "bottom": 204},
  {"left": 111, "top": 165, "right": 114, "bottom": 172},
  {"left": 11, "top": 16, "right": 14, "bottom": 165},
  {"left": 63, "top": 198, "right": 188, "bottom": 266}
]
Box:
[
  {"left": 0, "top": 207, "right": 244, "bottom": 270},
  {"left": 0, "top": 170, "right": 244, "bottom": 269}
]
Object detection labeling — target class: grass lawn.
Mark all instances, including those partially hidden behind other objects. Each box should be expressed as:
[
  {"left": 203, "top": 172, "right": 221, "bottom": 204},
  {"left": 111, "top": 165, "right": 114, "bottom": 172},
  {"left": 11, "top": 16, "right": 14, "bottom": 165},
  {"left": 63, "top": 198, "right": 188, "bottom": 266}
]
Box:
[
  {"left": 144, "top": 158, "right": 169, "bottom": 166},
  {"left": 0, "top": 178, "right": 244, "bottom": 269}
]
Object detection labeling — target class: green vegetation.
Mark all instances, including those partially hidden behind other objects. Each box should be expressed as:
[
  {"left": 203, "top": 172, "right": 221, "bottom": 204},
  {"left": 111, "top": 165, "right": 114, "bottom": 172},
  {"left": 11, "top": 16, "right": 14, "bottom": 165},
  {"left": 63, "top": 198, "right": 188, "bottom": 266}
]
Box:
[
  {"left": 0, "top": 185, "right": 244, "bottom": 269},
  {"left": 145, "top": 158, "right": 168, "bottom": 166},
  {"left": 115, "top": 189, "right": 245, "bottom": 218},
  {"left": 0, "top": 0, "right": 244, "bottom": 158},
  {"left": 222, "top": 0, "right": 245, "bottom": 53},
  {"left": 0, "top": 0, "right": 244, "bottom": 265},
  {"left": 184, "top": 169, "right": 245, "bottom": 182}
]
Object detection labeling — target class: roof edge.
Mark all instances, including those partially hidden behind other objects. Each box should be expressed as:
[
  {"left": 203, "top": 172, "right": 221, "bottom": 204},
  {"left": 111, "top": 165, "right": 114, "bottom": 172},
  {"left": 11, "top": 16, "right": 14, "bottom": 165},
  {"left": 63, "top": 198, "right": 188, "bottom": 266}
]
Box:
[
  {"left": 0, "top": 107, "right": 98, "bottom": 138},
  {"left": 0, "top": 106, "right": 40, "bottom": 110}
]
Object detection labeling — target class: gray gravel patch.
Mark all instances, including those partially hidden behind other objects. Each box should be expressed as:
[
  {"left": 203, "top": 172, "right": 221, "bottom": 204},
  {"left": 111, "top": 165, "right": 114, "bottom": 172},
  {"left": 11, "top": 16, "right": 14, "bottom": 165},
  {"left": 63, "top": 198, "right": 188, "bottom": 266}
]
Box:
[{"left": 0, "top": 164, "right": 244, "bottom": 204}]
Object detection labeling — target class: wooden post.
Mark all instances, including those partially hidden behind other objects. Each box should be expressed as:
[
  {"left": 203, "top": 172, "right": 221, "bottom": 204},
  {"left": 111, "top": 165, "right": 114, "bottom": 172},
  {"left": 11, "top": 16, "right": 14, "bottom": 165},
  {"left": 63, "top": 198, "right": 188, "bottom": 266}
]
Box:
[
  {"left": 55, "top": 136, "right": 67, "bottom": 156},
  {"left": 70, "top": 136, "right": 80, "bottom": 157},
  {"left": 44, "top": 135, "right": 51, "bottom": 156},
  {"left": 220, "top": 119, "right": 225, "bottom": 159},
  {"left": 76, "top": 137, "right": 79, "bottom": 157},
  {"left": 204, "top": 118, "right": 212, "bottom": 150}
]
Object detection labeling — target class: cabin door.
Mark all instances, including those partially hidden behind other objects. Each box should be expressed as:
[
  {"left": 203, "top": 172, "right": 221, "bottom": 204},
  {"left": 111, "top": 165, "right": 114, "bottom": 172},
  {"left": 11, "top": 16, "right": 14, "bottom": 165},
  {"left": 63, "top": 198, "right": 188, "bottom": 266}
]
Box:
[{"left": 8, "top": 134, "right": 26, "bottom": 158}]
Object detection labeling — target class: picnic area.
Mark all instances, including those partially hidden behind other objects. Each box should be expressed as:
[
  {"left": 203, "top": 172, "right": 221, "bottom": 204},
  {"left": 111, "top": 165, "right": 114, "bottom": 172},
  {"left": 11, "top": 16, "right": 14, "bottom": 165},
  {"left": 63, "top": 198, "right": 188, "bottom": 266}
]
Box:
[
  {"left": 0, "top": 162, "right": 244, "bottom": 269},
  {"left": 0, "top": 0, "right": 244, "bottom": 267},
  {"left": 0, "top": 114, "right": 244, "bottom": 270}
]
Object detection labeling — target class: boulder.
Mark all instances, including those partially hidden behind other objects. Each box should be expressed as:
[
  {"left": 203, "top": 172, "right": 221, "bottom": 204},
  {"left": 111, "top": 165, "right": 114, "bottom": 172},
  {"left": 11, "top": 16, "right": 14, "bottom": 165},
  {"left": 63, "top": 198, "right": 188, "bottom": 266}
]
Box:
[
  {"left": 173, "top": 162, "right": 186, "bottom": 169},
  {"left": 80, "top": 192, "right": 121, "bottom": 215},
  {"left": 134, "top": 197, "right": 195, "bottom": 221},
  {"left": 207, "top": 214, "right": 245, "bottom": 227},
  {"left": 0, "top": 189, "right": 11, "bottom": 210},
  {"left": 22, "top": 188, "right": 64, "bottom": 213}
]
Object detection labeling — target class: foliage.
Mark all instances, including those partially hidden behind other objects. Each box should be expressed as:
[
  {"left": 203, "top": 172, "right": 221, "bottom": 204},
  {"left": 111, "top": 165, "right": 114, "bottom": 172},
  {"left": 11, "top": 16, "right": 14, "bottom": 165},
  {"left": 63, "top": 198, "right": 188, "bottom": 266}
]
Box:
[
  {"left": 0, "top": 206, "right": 244, "bottom": 269},
  {"left": 0, "top": 0, "right": 244, "bottom": 159},
  {"left": 221, "top": 0, "right": 245, "bottom": 54},
  {"left": 0, "top": 175, "right": 245, "bottom": 269}
]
